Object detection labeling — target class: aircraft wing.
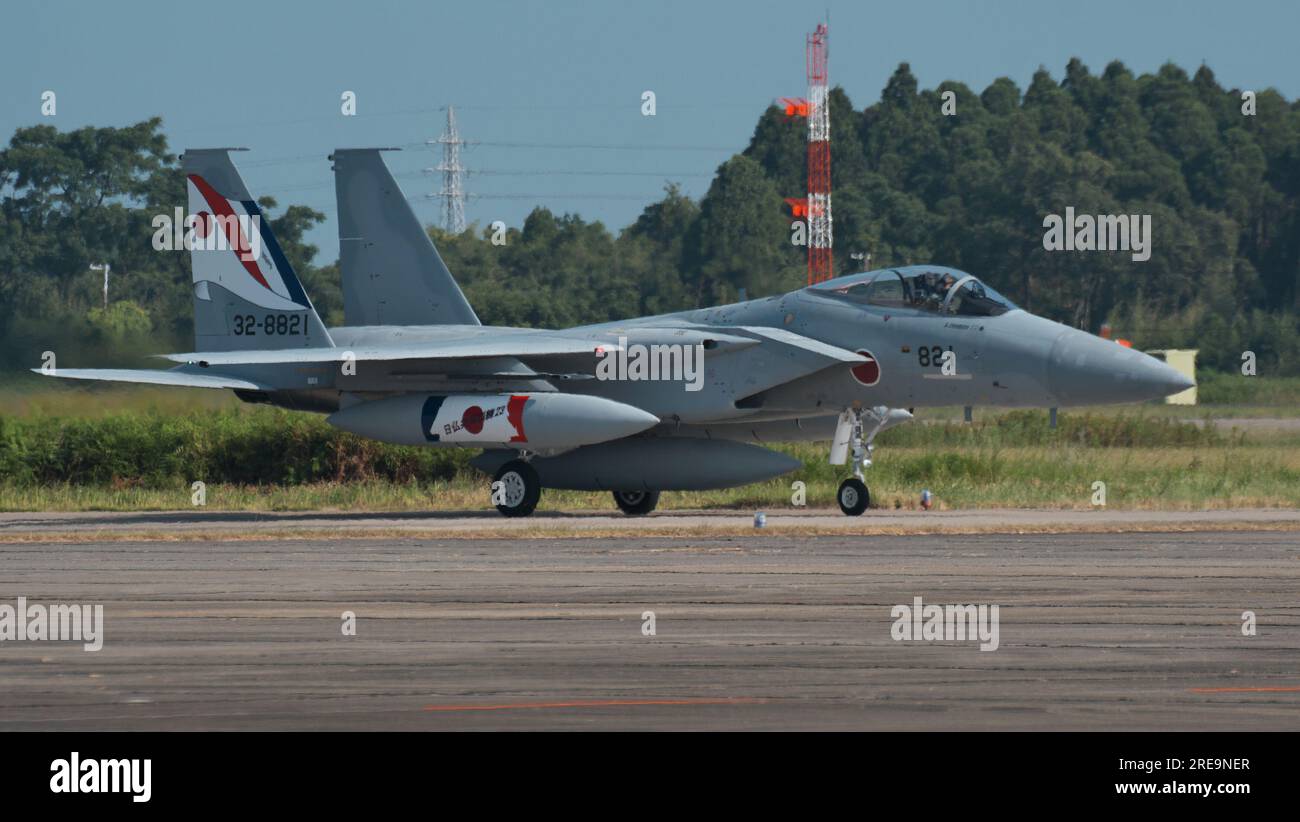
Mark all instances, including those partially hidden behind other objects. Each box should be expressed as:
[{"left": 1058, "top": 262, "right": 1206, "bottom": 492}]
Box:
[
  {"left": 32, "top": 368, "right": 272, "bottom": 391},
  {"left": 158, "top": 336, "right": 618, "bottom": 366}
]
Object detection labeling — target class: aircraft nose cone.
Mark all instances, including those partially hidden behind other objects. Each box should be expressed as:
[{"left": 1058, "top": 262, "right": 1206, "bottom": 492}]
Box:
[{"left": 1047, "top": 330, "right": 1194, "bottom": 404}]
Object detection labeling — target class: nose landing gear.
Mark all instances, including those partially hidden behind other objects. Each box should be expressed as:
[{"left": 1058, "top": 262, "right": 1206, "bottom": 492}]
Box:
[{"left": 831, "top": 406, "right": 909, "bottom": 516}]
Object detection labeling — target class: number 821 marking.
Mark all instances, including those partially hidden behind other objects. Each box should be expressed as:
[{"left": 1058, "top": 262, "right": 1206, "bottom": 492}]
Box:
[{"left": 917, "top": 345, "right": 953, "bottom": 368}]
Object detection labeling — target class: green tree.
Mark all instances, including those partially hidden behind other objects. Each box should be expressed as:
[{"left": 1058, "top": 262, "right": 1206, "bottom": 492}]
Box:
[{"left": 691, "top": 155, "right": 797, "bottom": 303}]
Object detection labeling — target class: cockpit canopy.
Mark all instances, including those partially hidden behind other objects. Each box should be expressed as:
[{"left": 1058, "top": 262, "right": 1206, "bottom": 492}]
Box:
[{"left": 811, "top": 266, "right": 1016, "bottom": 317}]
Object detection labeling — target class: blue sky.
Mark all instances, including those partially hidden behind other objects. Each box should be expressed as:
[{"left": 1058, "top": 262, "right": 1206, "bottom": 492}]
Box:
[{"left": 4, "top": 0, "right": 1298, "bottom": 263}]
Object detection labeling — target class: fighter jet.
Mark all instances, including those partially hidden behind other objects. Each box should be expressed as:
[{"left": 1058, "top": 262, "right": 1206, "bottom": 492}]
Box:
[{"left": 39, "top": 148, "right": 1194, "bottom": 517}]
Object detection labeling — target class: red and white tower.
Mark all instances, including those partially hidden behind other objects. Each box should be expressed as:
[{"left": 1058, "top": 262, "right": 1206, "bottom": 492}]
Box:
[{"left": 805, "top": 23, "right": 832, "bottom": 285}]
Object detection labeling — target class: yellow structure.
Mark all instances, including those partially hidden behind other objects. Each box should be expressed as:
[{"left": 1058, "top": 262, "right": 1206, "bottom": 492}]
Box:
[{"left": 1146, "top": 349, "right": 1198, "bottom": 405}]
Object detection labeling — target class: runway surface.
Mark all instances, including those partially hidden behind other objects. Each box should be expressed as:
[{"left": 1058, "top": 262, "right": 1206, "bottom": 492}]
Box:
[
  {"left": 2, "top": 507, "right": 1299, "bottom": 541},
  {"left": 0, "top": 528, "right": 1297, "bottom": 730}
]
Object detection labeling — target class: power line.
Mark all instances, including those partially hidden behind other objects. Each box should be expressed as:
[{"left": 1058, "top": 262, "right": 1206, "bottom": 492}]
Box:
[
  {"left": 166, "top": 100, "right": 772, "bottom": 136},
  {"left": 161, "top": 112, "right": 727, "bottom": 227},
  {"left": 223, "top": 139, "right": 735, "bottom": 170},
  {"left": 473, "top": 140, "right": 733, "bottom": 152},
  {"left": 238, "top": 153, "right": 325, "bottom": 168},
  {"left": 262, "top": 168, "right": 706, "bottom": 196},
  {"left": 471, "top": 169, "right": 710, "bottom": 178},
  {"left": 235, "top": 190, "right": 678, "bottom": 218},
  {"left": 444, "top": 102, "right": 767, "bottom": 111},
  {"left": 466, "top": 193, "right": 671, "bottom": 201}
]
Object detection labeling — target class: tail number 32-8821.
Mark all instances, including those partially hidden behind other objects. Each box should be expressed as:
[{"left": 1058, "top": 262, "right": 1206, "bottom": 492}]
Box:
[{"left": 233, "top": 314, "right": 304, "bottom": 336}]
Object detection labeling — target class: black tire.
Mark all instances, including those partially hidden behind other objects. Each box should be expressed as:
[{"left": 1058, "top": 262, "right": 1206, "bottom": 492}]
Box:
[
  {"left": 612, "top": 490, "right": 660, "bottom": 516},
  {"left": 493, "top": 460, "right": 541, "bottom": 517},
  {"left": 837, "top": 477, "right": 869, "bottom": 516}
]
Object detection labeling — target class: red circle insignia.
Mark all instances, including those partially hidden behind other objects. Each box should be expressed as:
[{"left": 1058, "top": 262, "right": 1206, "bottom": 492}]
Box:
[
  {"left": 461, "top": 405, "right": 485, "bottom": 435},
  {"left": 851, "top": 350, "right": 880, "bottom": 386}
]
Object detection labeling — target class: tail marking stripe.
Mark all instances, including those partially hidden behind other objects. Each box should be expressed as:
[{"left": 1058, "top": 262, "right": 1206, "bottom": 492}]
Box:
[{"left": 187, "top": 173, "right": 272, "bottom": 292}]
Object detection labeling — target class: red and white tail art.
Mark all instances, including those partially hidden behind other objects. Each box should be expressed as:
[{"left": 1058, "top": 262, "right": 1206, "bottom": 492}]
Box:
[{"left": 186, "top": 173, "right": 309, "bottom": 312}]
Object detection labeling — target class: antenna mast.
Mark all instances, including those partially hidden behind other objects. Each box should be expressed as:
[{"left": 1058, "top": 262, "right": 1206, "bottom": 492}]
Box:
[{"left": 806, "top": 22, "right": 832, "bottom": 284}]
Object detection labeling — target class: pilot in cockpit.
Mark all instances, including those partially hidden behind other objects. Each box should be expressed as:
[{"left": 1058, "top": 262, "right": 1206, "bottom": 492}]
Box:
[{"left": 915, "top": 272, "right": 955, "bottom": 312}]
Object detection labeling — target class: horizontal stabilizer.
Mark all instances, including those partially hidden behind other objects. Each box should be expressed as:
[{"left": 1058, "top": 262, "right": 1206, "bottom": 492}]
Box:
[{"left": 33, "top": 368, "right": 271, "bottom": 391}]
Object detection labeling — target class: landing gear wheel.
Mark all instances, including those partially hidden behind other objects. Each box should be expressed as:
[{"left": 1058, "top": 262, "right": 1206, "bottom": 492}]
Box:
[
  {"left": 493, "top": 460, "right": 541, "bottom": 517},
  {"left": 837, "top": 478, "right": 869, "bottom": 516},
  {"left": 612, "top": 490, "right": 660, "bottom": 516}
]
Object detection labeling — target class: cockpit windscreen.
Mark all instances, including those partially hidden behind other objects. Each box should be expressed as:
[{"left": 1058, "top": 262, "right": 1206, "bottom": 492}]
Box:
[{"left": 819, "top": 268, "right": 1015, "bottom": 317}]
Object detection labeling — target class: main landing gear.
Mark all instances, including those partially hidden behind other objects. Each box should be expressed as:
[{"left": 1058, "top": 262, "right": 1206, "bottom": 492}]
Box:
[
  {"left": 492, "top": 459, "right": 541, "bottom": 517},
  {"left": 612, "top": 489, "right": 660, "bottom": 516},
  {"left": 831, "top": 406, "right": 904, "bottom": 516},
  {"left": 489, "top": 457, "right": 662, "bottom": 518}
]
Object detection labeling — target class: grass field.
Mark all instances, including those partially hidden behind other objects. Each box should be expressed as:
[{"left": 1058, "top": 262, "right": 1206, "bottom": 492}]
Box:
[
  {"left": 2, "top": 374, "right": 1299, "bottom": 512},
  {"left": 2, "top": 443, "right": 1297, "bottom": 513}
]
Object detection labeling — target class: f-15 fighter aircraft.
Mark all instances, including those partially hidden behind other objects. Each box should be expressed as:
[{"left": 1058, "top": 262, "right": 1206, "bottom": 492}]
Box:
[{"left": 39, "top": 148, "right": 1193, "bottom": 517}]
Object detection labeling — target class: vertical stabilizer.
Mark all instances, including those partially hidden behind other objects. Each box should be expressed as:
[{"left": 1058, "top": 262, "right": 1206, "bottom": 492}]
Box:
[
  {"left": 181, "top": 148, "right": 333, "bottom": 351},
  {"left": 332, "top": 148, "right": 480, "bottom": 327}
]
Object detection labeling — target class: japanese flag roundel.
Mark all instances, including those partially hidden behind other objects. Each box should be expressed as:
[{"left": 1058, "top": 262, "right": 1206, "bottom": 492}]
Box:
[{"left": 851, "top": 350, "right": 881, "bottom": 386}]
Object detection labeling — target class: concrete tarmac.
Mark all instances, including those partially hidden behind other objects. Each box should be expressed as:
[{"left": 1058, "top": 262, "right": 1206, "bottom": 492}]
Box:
[
  {"left": 0, "top": 528, "right": 1297, "bottom": 730},
  {"left": 2, "top": 507, "right": 1299, "bottom": 540}
]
